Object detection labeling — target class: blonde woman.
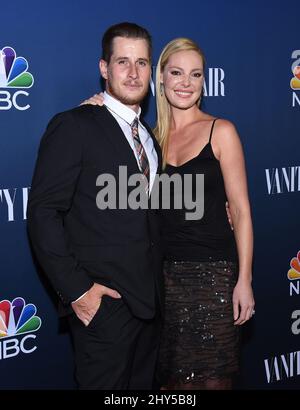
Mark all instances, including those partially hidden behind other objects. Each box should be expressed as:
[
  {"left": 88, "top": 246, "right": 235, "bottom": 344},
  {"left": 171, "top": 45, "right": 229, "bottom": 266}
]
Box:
[
  {"left": 154, "top": 37, "right": 254, "bottom": 390},
  {"left": 82, "top": 37, "right": 255, "bottom": 390}
]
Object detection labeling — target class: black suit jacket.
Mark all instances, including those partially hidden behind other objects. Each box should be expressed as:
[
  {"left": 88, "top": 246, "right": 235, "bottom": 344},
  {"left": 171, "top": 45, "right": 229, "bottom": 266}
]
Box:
[{"left": 27, "top": 105, "right": 164, "bottom": 319}]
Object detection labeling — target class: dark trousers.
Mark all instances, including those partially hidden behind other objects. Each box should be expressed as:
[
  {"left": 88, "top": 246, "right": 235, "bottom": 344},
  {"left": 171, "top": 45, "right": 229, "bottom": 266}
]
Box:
[{"left": 68, "top": 295, "right": 162, "bottom": 390}]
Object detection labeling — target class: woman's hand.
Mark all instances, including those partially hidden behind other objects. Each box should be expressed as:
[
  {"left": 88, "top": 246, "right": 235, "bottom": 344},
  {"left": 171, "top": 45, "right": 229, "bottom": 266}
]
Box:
[
  {"left": 232, "top": 279, "right": 255, "bottom": 325},
  {"left": 80, "top": 92, "right": 104, "bottom": 106}
]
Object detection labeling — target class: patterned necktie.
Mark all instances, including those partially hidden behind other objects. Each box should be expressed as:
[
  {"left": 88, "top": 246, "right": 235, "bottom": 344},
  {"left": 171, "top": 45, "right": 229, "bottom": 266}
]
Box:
[{"left": 131, "top": 117, "right": 150, "bottom": 193}]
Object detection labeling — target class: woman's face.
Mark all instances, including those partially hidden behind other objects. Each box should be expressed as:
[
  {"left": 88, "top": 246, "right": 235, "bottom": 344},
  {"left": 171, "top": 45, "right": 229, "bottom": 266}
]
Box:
[{"left": 161, "top": 50, "right": 204, "bottom": 110}]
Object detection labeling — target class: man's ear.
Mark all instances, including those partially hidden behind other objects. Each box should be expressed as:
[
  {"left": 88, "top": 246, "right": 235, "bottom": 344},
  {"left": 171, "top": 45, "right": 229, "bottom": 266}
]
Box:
[{"left": 99, "top": 59, "right": 108, "bottom": 80}]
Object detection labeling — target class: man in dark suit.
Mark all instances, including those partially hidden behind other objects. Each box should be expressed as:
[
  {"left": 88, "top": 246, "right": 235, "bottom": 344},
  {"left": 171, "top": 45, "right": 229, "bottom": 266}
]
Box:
[{"left": 27, "top": 22, "right": 163, "bottom": 390}]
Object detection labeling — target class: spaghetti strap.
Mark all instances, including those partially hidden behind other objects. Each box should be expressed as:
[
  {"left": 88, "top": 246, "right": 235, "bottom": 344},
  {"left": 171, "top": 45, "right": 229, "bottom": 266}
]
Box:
[{"left": 209, "top": 118, "right": 218, "bottom": 143}]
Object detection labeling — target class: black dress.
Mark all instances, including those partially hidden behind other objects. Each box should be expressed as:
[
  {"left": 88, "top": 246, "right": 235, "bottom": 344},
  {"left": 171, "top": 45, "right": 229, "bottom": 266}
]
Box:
[{"left": 158, "top": 119, "right": 240, "bottom": 385}]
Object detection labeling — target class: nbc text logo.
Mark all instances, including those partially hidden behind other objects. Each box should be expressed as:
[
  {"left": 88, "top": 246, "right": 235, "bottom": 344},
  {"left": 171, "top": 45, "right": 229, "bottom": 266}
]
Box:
[
  {"left": 288, "top": 251, "right": 300, "bottom": 297},
  {"left": 0, "top": 46, "right": 34, "bottom": 111},
  {"left": 0, "top": 297, "right": 41, "bottom": 360},
  {"left": 290, "top": 50, "right": 300, "bottom": 107}
]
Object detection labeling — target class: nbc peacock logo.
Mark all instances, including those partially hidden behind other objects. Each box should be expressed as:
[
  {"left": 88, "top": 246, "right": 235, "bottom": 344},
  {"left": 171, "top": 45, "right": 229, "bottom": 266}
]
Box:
[
  {"left": 0, "top": 297, "right": 42, "bottom": 360},
  {"left": 0, "top": 46, "right": 34, "bottom": 88},
  {"left": 288, "top": 251, "right": 300, "bottom": 297},
  {"left": 291, "top": 50, "right": 300, "bottom": 107},
  {"left": 0, "top": 46, "right": 34, "bottom": 110},
  {"left": 287, "top": 251, "right": 300, "bottom": 281},
  {"left": 290, "top": 66, "right": 300, "bottom": 91}
]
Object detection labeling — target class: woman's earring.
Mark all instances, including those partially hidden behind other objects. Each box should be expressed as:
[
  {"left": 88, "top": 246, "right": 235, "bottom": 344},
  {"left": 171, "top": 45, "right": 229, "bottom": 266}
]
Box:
[{"left": 160, "top": 83, "right": 164, "bottom": 96}]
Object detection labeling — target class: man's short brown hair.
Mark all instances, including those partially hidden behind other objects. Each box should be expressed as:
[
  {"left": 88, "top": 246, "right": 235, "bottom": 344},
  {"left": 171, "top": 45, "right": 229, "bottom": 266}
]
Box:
[{"left": 102, "top": 22, "right": 152, "bottom": 63}]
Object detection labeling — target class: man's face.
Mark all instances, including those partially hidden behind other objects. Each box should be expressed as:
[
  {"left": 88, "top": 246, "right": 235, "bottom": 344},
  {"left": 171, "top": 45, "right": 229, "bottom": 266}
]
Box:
[{"left": 100, "top": 37, "right": 151, "bottom": 110}]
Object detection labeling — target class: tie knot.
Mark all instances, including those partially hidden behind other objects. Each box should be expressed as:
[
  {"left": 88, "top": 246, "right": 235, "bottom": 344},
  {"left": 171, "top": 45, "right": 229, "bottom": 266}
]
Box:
[{"left": 131, "top": 117, "right": 139, "bottom": 130}]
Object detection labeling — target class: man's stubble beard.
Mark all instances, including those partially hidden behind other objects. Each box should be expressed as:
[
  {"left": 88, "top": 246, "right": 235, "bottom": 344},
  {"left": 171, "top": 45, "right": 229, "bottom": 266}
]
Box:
[{"left": 106, "top": 80, "right": 149, "bottom": 107}]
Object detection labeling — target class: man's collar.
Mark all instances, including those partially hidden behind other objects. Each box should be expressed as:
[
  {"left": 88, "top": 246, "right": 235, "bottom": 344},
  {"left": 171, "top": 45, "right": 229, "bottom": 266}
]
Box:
[{"left": 103, "top": 91, "right": 141, "bottom": 125}]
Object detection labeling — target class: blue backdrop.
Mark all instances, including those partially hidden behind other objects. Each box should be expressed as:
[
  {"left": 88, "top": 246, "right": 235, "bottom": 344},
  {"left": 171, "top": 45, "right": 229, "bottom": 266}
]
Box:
[{"left": 1, "top": 0, "right": 300, "bottom": 389}]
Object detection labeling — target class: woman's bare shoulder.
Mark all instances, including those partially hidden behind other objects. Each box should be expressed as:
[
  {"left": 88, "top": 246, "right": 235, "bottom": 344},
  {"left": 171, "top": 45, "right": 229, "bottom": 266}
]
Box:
[{"left": 215, "top": 118, "right": 237, "bottom": 132}]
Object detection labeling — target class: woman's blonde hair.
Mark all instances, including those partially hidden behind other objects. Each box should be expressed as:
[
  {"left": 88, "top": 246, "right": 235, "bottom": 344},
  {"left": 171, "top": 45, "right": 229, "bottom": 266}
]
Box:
[{"left": 153, "top": 38, "right": 205, "bottom": 168}]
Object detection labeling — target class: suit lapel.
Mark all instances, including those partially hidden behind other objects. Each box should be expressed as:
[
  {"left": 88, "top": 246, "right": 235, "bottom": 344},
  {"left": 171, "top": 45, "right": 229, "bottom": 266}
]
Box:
[
  {"left": 92, "top": 105, "right": 140, "bottom": 172},
  {"left": 92, "top": 105, "right": 162, "bottom": 176}
]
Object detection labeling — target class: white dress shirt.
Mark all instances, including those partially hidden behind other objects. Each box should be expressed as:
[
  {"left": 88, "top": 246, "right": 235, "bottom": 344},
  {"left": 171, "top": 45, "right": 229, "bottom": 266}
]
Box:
[{"left": 103, "top": 91, "right": 158, "bottom": 193}]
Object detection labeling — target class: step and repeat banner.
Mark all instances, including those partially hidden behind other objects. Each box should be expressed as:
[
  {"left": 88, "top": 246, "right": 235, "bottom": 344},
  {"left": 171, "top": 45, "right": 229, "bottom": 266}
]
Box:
[{"left": 1, "top": 0, "right": 299, "bottom": 389}]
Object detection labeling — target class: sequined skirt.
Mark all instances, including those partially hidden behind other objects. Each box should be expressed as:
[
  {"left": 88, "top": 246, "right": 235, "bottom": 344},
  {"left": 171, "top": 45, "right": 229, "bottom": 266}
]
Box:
[{"left": 158, "top": 260, "right": 240, "bottom": 385}]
